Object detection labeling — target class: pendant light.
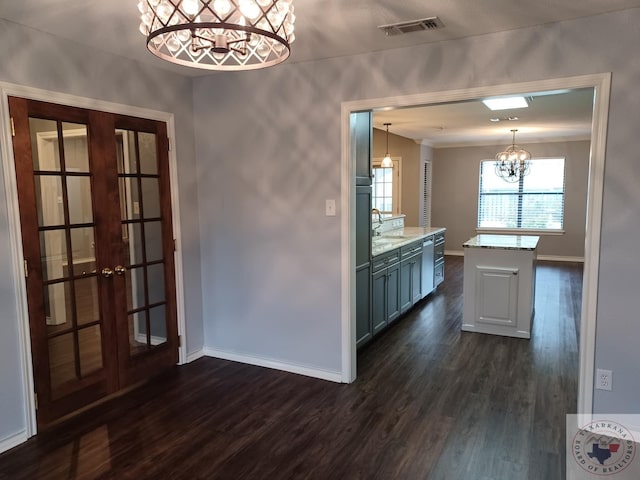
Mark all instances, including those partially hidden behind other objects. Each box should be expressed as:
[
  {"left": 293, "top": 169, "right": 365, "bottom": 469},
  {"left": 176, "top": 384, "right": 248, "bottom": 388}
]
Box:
[
  {"left": 138, "top": 0, "right": 296, "bottom": 71},
  {"left": 495, "top": 129, "right": 531, "bottom": 183},
  {"left": 381, "top": 123, "right": 393, "bottom": 168}
]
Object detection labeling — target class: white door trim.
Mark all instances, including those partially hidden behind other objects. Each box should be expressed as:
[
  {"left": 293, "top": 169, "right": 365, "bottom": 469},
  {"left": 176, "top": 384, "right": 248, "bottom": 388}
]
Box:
[
  {"left": 340, "top": 73, "right": 611, "bottom": 419},
  {"left": 0, "top": 82, "right": 189, "bottom": 439}
]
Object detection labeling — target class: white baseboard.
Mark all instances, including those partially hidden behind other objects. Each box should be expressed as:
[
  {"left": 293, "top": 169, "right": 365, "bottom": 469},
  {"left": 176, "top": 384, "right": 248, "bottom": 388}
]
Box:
[
  {"left": 202, "top": 348, "right": 343, "bottom": 383},
  {"left": 186, "top": 349, "right": 205, "bottom": 363},
  {"left": 0, "top": 429, "right": 28, "bottom": 455},
  {"left": 446, "top": 249, "right": 584, "bottom": 263},
  {"left": 536, "top": 255, "right": 584, "bottom": 263}
]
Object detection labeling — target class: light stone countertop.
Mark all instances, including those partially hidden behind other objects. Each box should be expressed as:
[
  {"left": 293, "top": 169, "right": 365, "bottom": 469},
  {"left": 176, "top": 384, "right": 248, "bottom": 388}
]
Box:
[
  {"left": 371, "top": 227, "right": 446, "bottom": 257},
  {"left": 462, "top": 234, "right": 539, "bottom": 251}
]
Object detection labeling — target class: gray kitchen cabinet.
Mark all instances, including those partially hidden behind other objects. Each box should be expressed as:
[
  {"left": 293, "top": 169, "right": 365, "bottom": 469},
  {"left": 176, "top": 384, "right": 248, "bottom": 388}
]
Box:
[
  {"left": 434, "top": 231, "right": 446, "bottom": 287},
  {"left": 372, "top": 268, "right": 387, "bottom": 335},
  {"left": 369, "top": 229, "right": 446, "bottom": 341},
  {"left": 356, "top": 264, "right": 372, "bottom": 348},
  {"left": 355, "top": 186, "right": 372, "bottom": 349},
  {"left": 411, "top": 251, "right": 423, "bottom": 304},
  {"left": 353, "top": 109, "right": 372, "bottom": 348},
  {"left": 371, "top": 248, "right": 400, "bottom": 333},
  {"left": 350, "top": 111, "right": 372, "bottom": 186},
  {"left": 400, "top": 241, "right": 423, "bottom": 314},
  {"left": 386, "top": 261, "right": 401, "bottom": 323},
  {"left": 399, "top": 259, "right": 412, "bottom": 314},
  {"left": 355, "top": 186, "right": 372, "bottom": 267}
]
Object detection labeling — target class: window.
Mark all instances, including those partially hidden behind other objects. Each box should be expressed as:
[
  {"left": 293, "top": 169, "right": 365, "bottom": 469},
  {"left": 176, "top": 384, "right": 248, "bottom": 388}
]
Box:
[
  {"left": 372, "top": 158, "right": 401, "bottom": 216},
  {"left": 478, "top": 158, "right": 566, "bottom": 231}
]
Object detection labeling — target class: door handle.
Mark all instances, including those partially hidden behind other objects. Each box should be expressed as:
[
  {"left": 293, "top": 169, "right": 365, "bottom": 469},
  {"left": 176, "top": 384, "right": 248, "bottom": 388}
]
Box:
[
  {"left": 114, "top": 265, "right": 127, "bottom": 276},
  {"left": 101, "top": 267, "right": 113, "bottom": 278}
]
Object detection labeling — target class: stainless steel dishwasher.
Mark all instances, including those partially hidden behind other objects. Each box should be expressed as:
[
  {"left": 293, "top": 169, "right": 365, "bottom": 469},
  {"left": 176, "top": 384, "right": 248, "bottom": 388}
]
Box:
[{"left": 421, "top": 236, "right": 434, "bottom": 297}]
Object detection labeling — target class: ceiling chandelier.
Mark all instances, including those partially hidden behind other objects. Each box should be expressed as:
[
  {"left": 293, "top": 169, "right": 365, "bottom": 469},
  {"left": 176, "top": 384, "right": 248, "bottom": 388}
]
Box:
[
  {"left": 138, "top": 0, "right": 296, "bottom": 71},
  {"left": 495, "top": 129, "right": 531, "bottom": 183},
  {"left": 381, "top": 123, "right": 393, "bottom": 168}
]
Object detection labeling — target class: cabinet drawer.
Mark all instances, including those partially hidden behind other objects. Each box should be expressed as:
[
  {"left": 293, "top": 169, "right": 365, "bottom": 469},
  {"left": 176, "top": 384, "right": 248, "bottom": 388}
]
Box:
[
  {"left": 372, "top": 249, "right": 400, "bottom": 273},
  {"left": 434, "top": 233, "right": 445, "bottom": 263},
  {"left": 435, "top": 261, "right": 445, "bottom": 286},
  {"left": 401, "top": 240, "right": 422, "bottom": 259}
]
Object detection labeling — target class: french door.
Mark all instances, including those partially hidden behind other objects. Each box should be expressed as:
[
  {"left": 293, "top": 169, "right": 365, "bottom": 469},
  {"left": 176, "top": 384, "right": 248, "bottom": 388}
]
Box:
[{"left": 9, "top": 97, "right": 179, "bottom": 426}]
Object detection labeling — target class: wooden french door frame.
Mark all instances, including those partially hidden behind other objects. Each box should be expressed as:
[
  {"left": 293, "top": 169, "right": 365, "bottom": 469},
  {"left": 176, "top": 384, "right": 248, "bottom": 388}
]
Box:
[
  {"left": 10, "top": 97, "right": 180, "bottom": 426},
  {"left": 0, "top": 85, "right": 187, "bottom": 435}
]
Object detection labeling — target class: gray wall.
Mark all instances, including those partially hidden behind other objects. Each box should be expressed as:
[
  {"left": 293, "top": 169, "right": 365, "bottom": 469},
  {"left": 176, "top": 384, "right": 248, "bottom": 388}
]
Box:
[
  {"left": 432, "top": 140, "right": 590, "bottom": 258},
  {"left": 194, "top": 8, "right": 640, "bottom": 414},
  {"left": 0, "top": 19, "right": 203, "bottom": 445},
  {"left": 194, "top": 67, "right": 343, "bottom": 372}
]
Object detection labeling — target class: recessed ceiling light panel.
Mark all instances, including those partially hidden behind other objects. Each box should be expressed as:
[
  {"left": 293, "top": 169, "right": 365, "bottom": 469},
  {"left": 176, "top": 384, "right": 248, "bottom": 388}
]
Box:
[{"left": 482, "top": 96, "right": 529, "bottom": 111}]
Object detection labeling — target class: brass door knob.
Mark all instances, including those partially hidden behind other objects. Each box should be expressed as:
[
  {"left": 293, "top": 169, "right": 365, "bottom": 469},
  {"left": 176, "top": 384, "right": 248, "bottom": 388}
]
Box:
[
  {"left": 101, "top": 267, "right": 113, "bottom": 278},
  {"left": 114, "top": 265, "right": 126, "bottom": 276}
]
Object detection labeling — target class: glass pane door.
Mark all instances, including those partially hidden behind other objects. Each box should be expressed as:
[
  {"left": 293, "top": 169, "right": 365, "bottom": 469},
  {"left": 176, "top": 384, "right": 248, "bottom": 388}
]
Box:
[
  {"left": 29, "top": 117, "right": 106, "bottom": 399},
  {"left": 116, "top": 129, "right": 168, "bottom": 355},
  {"left": 10, "top": 97, "right": 178, "bottom": 426}
]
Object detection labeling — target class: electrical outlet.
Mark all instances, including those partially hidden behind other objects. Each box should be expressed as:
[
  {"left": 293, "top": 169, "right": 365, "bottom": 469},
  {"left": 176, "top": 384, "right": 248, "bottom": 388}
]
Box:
[
  {"left": 325, "top": 199, "right": 336, "bottom": 216},
  {"left": 596, "top": 369, "right": 612, "bottom": 391}
]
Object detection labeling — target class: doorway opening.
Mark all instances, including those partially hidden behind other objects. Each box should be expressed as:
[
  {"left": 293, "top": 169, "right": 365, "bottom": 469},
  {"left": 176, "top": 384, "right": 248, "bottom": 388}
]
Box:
[{"left": 341, "top": 74, "right": 611, "bottom": 419}]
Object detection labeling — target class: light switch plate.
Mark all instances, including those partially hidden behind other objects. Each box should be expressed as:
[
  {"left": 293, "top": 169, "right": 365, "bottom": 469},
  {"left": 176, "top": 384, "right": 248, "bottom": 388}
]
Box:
[{"left": 325, "top": 199, "right": 336, "bottom": 216}]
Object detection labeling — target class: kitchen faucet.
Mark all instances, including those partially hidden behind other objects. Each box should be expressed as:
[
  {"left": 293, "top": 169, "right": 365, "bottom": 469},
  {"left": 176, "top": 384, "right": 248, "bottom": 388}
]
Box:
[{"left": 372, "top": 208, "right": 383, "bottom": 236}]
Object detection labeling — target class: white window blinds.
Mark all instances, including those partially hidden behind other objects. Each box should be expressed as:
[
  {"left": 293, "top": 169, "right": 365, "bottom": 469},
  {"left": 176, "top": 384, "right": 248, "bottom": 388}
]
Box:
[{"left": 478, "top": 158, "right": 566, "bottom": 230}]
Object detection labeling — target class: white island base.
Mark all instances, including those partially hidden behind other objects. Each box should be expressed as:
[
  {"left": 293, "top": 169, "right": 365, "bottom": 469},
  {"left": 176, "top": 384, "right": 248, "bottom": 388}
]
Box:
[{"left": 461, "top": 234, "right": 539, "bottom": 339}]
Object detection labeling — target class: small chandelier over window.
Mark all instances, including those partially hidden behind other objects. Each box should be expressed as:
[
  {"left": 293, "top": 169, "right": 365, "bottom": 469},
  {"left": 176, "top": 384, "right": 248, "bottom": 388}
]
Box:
[
  {"left": 138, "top": 0, "right": 296, "bottom": 71},
  {"left": 495, "top": 129, "right": 531, "bottom": 183},
  {"left": 381, "top": 123, "right": 393, "bottom": 168}
]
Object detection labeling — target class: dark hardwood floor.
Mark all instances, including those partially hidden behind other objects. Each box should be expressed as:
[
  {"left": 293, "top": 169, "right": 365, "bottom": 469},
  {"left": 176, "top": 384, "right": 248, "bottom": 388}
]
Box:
[{"left": 0, "top": 256, "right": 583, "bottom": 480}]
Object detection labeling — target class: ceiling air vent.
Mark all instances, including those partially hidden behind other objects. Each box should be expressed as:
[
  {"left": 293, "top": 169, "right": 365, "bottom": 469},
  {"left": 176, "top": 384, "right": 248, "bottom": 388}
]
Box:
[{"left": 378, "top": 16, "right": 445, "bottom": 36}]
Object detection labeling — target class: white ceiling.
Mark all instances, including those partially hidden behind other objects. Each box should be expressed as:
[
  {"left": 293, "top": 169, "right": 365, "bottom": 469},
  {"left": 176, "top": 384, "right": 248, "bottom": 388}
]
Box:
[
  {"left": 374, "top": 88, "right": 595, "bottom": 147},
  {"left": 2, "top": 0, "right": 640, "bottom": 75},
  {"left": 1, "top": 0, "right": 635, "bottom": 145}
]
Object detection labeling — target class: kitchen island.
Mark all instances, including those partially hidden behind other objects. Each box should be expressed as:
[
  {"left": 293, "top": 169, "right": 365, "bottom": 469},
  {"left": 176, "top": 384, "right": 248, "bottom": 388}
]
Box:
[{"left": 462, "top": 234, "right": 539, "bottom": 339}]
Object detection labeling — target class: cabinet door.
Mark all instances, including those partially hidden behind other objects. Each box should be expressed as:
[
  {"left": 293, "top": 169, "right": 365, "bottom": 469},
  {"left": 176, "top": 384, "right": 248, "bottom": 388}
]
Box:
[
  {"left": 386, "top": 262, "right": 401, "bottom": 323},
  {"left": 350, "top": 111, "right": 372, "bottom": 184},
  {"left": 399, "top": 260, "right": 413, "bottom": 314},
  {"left": 475, "top": 267, "right": 518, "bottom": 326},
  {"left": 372, "top": 269, "right": 387, "bottom": 334},
  {"left": 435, "top": 261, "right": 445, "bottom": 287},
  {"left": 411, "top": 253, "right": 423, "bottom": 304},
  {"left": 355, "top": 186, "right": 371, "bottom": 267},
  {"left": 356, "top": 264, "right": 372, "bottom": 348}
]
